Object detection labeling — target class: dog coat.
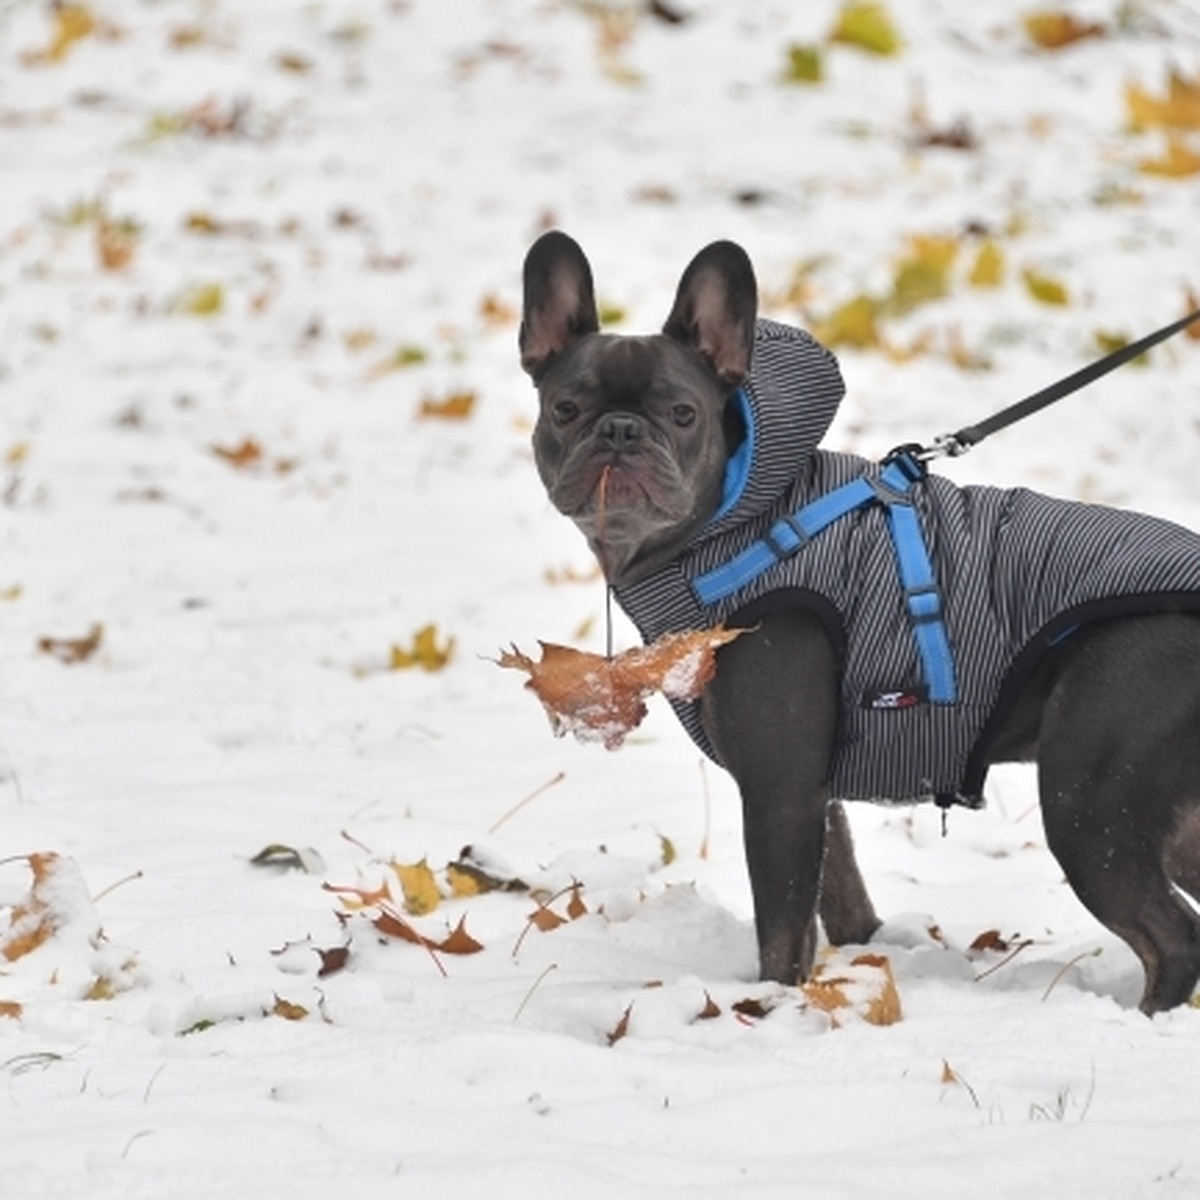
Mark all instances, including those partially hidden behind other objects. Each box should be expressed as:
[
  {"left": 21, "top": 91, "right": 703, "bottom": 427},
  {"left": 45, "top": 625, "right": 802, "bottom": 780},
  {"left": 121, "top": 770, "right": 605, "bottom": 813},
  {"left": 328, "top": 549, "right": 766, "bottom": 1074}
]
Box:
[{"left": 613, "top": 319, "right": 1200, "bottom": 806}]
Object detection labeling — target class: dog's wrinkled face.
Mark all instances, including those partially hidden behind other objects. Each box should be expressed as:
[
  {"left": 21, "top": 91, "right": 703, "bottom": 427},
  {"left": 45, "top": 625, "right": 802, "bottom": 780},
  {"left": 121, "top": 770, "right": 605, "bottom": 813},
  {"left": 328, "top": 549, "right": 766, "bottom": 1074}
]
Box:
[{"left": 521, "top": 232, "right": 758, "bottom": 585}]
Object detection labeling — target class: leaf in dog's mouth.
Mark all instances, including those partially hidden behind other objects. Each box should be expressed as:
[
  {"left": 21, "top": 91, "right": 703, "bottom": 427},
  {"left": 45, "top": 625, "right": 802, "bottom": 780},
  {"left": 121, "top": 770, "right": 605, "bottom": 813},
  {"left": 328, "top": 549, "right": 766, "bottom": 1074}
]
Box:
[{"left": 497, "top": 625, "right": 747, "bottom": 749}]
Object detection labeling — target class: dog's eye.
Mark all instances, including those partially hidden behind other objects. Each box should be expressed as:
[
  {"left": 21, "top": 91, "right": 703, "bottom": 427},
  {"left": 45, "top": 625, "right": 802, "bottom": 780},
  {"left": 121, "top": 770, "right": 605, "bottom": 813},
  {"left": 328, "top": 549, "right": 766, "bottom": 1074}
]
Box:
[
  {"left": 553, "top": 400, "right": 580, "bottom": 425},
  {"left": 671, "top": 404, "right": 697, "bottom": 428}
]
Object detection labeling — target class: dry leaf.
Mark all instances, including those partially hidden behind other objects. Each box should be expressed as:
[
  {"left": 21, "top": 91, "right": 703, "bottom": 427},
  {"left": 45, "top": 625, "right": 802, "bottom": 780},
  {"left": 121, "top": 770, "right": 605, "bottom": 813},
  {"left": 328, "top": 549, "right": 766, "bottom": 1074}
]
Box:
[
  {"left": 887, "top": 234, "right": 959, "bottom": 316},
  {"left": 695, "top": 992, "right": 721, "bottom": 1021},
  {"left": 1022, "top": 11, "right": 1105, "bottom": 50},
  {"left": 812, "top": 294, "right": 881, "bottom": 350},
  {"left": 211, "top": 438, "right": 264, "bottom": 470},
  {"left": 391, "top": 624, "right": 455, "bottom": 671},
  {"left": 1022, "top": 268, "right": 1070, "bottom": 306},
  {"left": 97, "top": 219, "right": 138, "bottom": 271},
  {"left": 801, "top": 952, "right": 902, "bottom": 1026},
  {"left": 969, "top": 928, "right": 1010, "bottom": 953},
  {"left": 439, "top": 917, "right": 484, "bottom": 955},
  {"left": 1125, "top": 71, "right": 1200, "bottom": 133},
  {"left": 2, "top": 853, "right": 67, "bottom": 961},
  {"left": 829, "top": 2, "right": 902, "bottom": 56},
  {"left": 317, "top": 945, "right": 350, "bottom": 977},
  {"left": 1186, "top": 291, "right": 1200, "bottom": 341},
  {"left": 527, "top": 904, "right": 567, "bottom": 932},
  {"left": 968, "top": 239, "right": 1005, "bottom": 288},
  {"left": 390, "top": 858, "right": 441, "bottom": 917},
  {"left": 782, "top": 43, "right": 823, "bottom": 85},
  {"left": 272, "top": 995, "right": 309, "bottom": 1021},
  {"left": 0, "top": 1000, "right": 22, "bottom": 1020},
  {"left": 498, "top": 625, "right": 746, "bottom": 750},
  {"left": 607, "top": 1003, "right": 633, "bottom": 1046},
  {"left": 418, "top": 390, "right": 476, "bottom": 421},
  {"left": 1138, "top": 137, "right": 1200, "bottom": 179},
  {"left": 565, "top": 884, "right": 588, "bottom": 921},
  {"left": 37, "top": 623, "right": 103, "bottom": 665}
]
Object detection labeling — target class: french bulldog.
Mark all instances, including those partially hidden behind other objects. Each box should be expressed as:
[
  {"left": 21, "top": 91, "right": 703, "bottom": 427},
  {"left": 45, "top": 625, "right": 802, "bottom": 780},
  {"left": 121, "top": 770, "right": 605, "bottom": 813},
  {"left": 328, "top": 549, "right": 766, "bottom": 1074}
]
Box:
[{"left": 520, "top": 229, "right": 1200, "bottom": 1013}]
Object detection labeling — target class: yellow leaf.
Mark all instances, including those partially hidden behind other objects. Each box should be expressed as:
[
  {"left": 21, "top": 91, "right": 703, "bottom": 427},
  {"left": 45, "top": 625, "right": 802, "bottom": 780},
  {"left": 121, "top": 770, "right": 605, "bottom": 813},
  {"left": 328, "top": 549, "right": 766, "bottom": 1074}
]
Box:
[
  {"left": 1138, "top": 137, "right": 1200, "bottom": 179},
  {"left": 1125, "top": 71, "right": 1200, "bottom": 133},
  {"left": 658, "top": 834, "right": 676, "bottom": 867},
  {"left": 178, "top": 282, "right": 225, "bottom": 316},
  {"left": 887, "top": 234, "right": 959, "bottom": 315},
  {"left": 368, "top": 344, "right": 429, "bottom": 378},
  {"left": 1094, "top": 330, "right": 1149, "bottom": 365},
  {"left": 390, "top": 858, "right": 442, "bottom": 917},
  {"left": 829, "top": 2, "right": 902, "bottom": 57},
  {"left": 782, "top": 43, "right": 823, "bottom": 85},
  {"left": 1022, "top": 11, "right": 1105, "bottom": 50},
  {"left": 390, "top": 624, "right": 455, "bottom": 672},
  {"left": 812, "top": 294, "right": 882, "bottom": 350},
  {"left": 968, "top": 239, "right": 1005, "bottom": 288},
  {"left": 598, "top": 300, "right": 627, "bottom": 327},
  {"left": 1022, "top": 268, "right": 1070, "bottom": 306}
]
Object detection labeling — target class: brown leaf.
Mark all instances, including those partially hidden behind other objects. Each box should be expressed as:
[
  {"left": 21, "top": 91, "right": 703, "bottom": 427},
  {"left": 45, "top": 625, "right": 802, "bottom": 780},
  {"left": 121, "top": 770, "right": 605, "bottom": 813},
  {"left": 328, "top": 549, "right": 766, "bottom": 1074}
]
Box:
[
  {"left": 438, "top": 916, "right": 484, "bottom": 956},
  {"left": 272, "top": 995, "right": 309, "bottom": 1021},
  {"left": 1023, "top": 12, "right": 1105, "bottom": 50},
  {"left": 211, "top": 438, "right": 264, "bottom": 469},
  {"left": 528, "top": 905, "right": 567, "bottom": 932},
  {"left": 969, "top": 928, "right": 1010, "bottom": 953},
  {"left": 800, "top": 952, "right": 902, "bottom": 1026},
  {"left": 695, "top": 991, "right": 721, "bottom": 1021},
  {"left": 607, "top": 1003, "right": 633, "bottom": 1046},
  {"left": 0, "top": 1000, "right": 22, "bottom": 1020},
  {"left": 566, "top": 884, "right": 588, "bottom": 921},
  {"left": 316, "top": 946, "right": 350, "bottom": 977},
  {"left": 498, "top": 625, "right": 746, "bottom": 749},
  {"left": 37, "top": 623, "right": 103, "bottom": 665}
]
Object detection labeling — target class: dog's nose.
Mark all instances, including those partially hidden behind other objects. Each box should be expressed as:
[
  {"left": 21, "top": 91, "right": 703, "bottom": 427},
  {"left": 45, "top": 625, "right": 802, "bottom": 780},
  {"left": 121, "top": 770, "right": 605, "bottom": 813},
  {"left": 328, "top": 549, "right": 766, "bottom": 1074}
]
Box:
[{"left": 599, "top": 413, "right": 642, "bottom": 449}]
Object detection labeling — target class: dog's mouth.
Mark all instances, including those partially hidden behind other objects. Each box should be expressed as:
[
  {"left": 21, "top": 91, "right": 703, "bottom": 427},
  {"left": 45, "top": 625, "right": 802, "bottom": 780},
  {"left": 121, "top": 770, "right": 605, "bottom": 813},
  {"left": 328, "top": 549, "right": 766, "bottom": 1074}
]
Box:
[{"left": 566, "top": 458, "right": 679, "bottom": 524}]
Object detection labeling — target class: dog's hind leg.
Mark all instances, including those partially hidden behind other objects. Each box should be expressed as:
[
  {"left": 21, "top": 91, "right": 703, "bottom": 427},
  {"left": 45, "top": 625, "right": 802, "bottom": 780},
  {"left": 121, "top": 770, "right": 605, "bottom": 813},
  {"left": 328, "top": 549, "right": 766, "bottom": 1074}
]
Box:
[{"left": 1037, "top": 615, "right": 1200, "bottom": 1014}]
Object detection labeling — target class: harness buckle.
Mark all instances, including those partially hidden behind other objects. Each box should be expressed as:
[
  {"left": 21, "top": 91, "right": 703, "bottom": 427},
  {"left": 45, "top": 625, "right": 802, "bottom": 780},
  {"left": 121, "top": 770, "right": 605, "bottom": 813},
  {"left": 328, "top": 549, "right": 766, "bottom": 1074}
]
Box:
[
  {"left": 905, "top": 584, "right": 942, "bottom": 625},
  {"left": 763, "top": 514, "right": 809, "bottom": 561},
  {"left": 882, "top": 443, "right": 930, "bottom": 483}
]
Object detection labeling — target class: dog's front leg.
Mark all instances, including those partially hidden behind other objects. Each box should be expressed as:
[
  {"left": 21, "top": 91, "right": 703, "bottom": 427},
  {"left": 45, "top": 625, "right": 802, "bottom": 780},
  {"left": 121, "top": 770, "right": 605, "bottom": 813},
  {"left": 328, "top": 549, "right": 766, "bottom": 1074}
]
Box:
[{"left": 701, "top": 609, "right": 868, "bottom": 983}]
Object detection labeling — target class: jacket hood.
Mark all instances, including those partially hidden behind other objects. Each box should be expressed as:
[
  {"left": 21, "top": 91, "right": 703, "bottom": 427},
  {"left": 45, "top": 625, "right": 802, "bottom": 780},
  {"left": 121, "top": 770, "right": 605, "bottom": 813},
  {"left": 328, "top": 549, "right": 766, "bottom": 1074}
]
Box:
[{"left": 700, "top": 318, "right": 846, "bottom": 543}]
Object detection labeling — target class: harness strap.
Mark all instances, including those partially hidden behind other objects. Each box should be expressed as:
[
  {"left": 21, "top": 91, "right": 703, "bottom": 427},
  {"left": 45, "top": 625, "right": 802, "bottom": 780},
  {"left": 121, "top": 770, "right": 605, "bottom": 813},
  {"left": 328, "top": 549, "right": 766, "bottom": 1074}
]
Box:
[{"left": 692, "top": 452, "right": 958, "bottom": 704}]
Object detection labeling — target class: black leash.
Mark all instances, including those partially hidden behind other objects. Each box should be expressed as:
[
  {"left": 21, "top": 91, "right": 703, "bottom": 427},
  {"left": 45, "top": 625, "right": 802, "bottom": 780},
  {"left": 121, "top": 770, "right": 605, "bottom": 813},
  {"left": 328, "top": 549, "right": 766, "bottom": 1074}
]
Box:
[{"left": 913, "top": 307, "right": 1200, "bottom": 462}]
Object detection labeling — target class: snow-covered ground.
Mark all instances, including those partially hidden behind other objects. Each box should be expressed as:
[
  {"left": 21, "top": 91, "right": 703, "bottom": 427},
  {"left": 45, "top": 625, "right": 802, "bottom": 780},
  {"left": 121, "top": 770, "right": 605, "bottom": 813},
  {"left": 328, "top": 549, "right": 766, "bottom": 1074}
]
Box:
[{"left": 3, "top": 2, "right": 1200, "bottom": 1195}]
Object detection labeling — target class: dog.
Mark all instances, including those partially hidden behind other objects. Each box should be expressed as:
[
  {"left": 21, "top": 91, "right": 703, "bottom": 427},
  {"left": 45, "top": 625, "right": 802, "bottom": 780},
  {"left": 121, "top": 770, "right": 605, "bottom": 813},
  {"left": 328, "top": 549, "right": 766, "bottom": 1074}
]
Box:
[{"left": 520, "top": 230, "right": 1200, "bottom": 1013}]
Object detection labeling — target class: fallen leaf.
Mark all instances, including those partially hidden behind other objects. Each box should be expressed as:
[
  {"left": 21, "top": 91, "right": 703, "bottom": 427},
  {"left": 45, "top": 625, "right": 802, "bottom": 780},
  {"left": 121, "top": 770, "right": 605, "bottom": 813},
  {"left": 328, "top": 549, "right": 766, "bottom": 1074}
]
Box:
[
  {"left": 695, "top": 992, "right": 721, "bottom": 1020},
  {"left": 177, "top": 281, "right": 225, "bottom": 316},
  {"left": 607, "top": 1003, "right": 633, "bottom": 1046},
  {"left": 782, "top": 43, "right": 823, "bottom": 85},
  {"left": 37, "top": 623, "right": 103, "bottom": 665},
  {"left": 0, "top": 1000, "right": 22, "bottom": 1020},
  {"left": 968, "top": 928, "right": 1010, "bottom": 953},
  {"left": 317, "top": 946, "right": 350, "bottom": 977},
  {"left": 811, "top": 294, "right": 881, "bottom": 350},
  {"left": 439, "top": 917, "right": 484, "bottom": 955},
  {"left": 1186, "top": 291, "right": 1200, "bottom": 341},
  {"left": 22, "top": 3, "right": 96, "bottom": 64},
  {"left": 249, "top": 844, "right": 320, "bottom": 872},
  {"left": 1022, "top": 268, "right": 1070, "bottom": 306},
  {"left": 498, "top": 625, "right": 746, "bottom": 750},
  {"left": 1022, "top": 11, "right": 1105, "bottom": 50},
  {"left": 211, "top": 438, "right": 264, "bottom": 470},
  {"left": 1125, "top": 71, "right": 1200, "bottom": 133},
  {"left": 1138, "top": 137, "right": 1200, "bottom": 179},
  {"left": 479, "top": 293, "right": 517, "bottom": 326},
  {"left": 566, "top": 884, "right": 588, "bottom": 921},
  {"left": 96, "top": 219, "right": 139, "bottom": 270},
  {"left": 2, "top": 854, "right": 65, "bottom": 961},
  {"left": 390, "top": 858, "right": 442, "bottom": 917},
  {"left": 272, "top": 995, "right": 309, "bottom": 1021},
  {"left": 829, "top": 2, "right": 902, "bottom": 56},
  {"left": 391, "top": 624, "right": 455, "bottom": 671},
  {"left": 731, "top": 997, "right": 774, "bottom": 1020},
  {"left": 801, "top": 952, "right": 902, "bottom": 1026},
  {"left": 887, "top": 234, "right": 959, "bottom": 315},
  {"left": 527, "top": 904, "right": 567, "bottom": 932},
  {"left": 968, "top": 239, "right": 1005, "bottom": 288},
  {"left": 418, "top": 390, "right": 476, "bottom": 421},
  {"left": 368, "top": 344, "right": 429, "bottom": 377}
]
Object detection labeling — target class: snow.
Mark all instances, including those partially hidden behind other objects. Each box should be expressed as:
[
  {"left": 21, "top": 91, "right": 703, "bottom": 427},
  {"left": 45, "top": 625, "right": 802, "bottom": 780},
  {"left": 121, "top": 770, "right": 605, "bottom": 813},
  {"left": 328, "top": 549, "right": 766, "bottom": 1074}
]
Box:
[{"left": 3, "top": 0, "right": 1200, "bottom": 1196}]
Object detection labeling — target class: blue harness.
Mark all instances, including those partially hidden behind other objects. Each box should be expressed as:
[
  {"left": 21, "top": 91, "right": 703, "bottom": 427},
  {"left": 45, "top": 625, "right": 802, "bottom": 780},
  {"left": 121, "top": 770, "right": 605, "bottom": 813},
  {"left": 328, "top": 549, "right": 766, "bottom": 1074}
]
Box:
[{"left": 691, "top": 447, "right": 958, "bottom": 704}]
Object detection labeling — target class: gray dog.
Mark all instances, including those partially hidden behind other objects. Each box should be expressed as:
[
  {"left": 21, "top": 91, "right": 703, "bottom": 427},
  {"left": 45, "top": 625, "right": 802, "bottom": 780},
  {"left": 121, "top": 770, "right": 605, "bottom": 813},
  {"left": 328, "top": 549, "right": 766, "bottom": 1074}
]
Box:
[{"left": 521, "top": 230, "right": 1200, "bottom": 1013}]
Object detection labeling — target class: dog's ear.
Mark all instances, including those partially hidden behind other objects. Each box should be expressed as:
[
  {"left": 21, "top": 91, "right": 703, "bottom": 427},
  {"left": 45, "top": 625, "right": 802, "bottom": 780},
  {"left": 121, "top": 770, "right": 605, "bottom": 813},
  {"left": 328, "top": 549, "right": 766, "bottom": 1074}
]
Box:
[
  {"left": 520, "top": 231, "right": 601, "bottom": 378},
  {"left": 662, "top": 241, "right": 757, "bottom": 390}
]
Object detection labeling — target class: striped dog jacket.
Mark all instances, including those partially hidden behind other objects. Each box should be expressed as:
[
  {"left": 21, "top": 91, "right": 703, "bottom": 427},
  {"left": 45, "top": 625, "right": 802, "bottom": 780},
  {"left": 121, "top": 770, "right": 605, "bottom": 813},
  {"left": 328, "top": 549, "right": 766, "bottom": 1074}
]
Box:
[{"left": 613, "top": 319, "right": 1200, "bottom": 806}]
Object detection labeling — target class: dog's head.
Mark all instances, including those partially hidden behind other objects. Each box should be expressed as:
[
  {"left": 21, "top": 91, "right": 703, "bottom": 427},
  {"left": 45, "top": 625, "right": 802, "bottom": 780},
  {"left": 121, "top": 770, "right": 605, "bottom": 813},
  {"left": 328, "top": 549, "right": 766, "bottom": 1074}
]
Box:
[{"left": 521, "top": 232, "right": 757, "bottom": 585}]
